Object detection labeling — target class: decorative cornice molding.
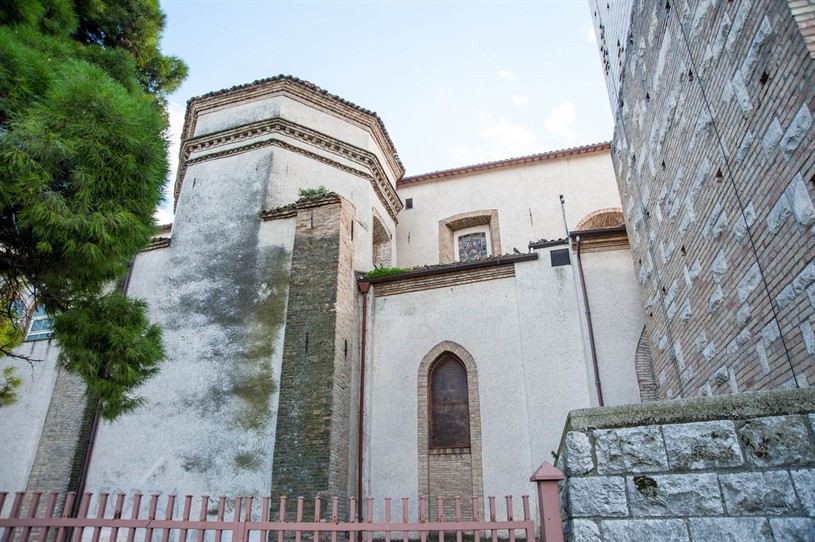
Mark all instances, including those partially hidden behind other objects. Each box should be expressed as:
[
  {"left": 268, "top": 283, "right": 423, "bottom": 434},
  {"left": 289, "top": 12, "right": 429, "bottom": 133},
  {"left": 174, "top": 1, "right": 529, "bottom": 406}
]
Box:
[
  {"left": 143, "top": 237, "right": 171, "bottom": 252},
  {"left": 175, "top": 118, "right": 402, "bottom": 221},
  {"left": 399, "top": 142, "right": 612, "bottom": 186},
  {"left": 178, "top": 76, "right": 403, "bottom": 183}
]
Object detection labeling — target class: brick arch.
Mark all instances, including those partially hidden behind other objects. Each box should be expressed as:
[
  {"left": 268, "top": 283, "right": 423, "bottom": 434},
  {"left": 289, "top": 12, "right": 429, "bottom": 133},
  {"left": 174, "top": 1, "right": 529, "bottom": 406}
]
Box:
[
  {"left": 438, "top": 210, "right": 501, "bottom": 264},
  {"left": 635, "top": 326, "right": 658, "bottom": 402},
  {"left": 417, "top": 341, "right": 484, "bottom": 519},
  {"left": 575, "top": 207, "right": 625, "bottom": 230}
]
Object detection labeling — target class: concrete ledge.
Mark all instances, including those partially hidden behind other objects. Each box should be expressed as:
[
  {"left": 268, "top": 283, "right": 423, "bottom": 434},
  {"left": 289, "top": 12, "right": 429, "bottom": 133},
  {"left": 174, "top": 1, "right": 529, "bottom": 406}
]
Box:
[{"left": 561, "top": 387, "right": 815, "bottom": 439}]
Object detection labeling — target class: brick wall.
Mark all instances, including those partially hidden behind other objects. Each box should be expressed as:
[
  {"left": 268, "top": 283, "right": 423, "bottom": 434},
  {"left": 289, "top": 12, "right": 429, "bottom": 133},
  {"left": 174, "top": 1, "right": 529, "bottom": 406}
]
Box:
[
  {"left": 598, "top": 0, "right": 815, "bottom": 399},
  {"left": 556, "top": 388, "right": 815, "bottom": 541},
  {"left": 25, "top": 365, "right": 95, "bottom": 513},
  {"left": 416, "top": 341, "right": 484, "bottom": 522},
  {"left": 270, "top": 194, "right": 357, "bottom": 518}
]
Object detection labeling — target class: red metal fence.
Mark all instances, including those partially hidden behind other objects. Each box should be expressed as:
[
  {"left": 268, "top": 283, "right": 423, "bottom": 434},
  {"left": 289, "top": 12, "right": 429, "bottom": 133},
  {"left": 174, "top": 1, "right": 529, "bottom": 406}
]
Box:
[{"left": 0, "top": 463, "right": 564, "bottom": 542}]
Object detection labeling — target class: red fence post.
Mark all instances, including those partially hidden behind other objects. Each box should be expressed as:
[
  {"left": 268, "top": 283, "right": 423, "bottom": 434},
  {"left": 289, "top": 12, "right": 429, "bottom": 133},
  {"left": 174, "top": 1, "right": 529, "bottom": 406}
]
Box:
[{"left": 529, "top": 462, "right": 565, "bottom": 542}]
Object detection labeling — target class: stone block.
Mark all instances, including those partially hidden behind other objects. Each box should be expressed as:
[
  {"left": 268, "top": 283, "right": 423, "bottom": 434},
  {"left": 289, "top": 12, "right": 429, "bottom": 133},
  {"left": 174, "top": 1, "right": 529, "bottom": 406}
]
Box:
[
  {"left": 801, "top": 323, "right": 815, "bottom": 355},
  {"left": 708, "top": 286, "right": 724, "bottom": 313},
  {"left": 767, "top": 194, "right": 792, "bottom": 235},
  {"left": 595, "top": 426, "right": 668, "bottom": 474},
  {"left": 720, "top": 471, "right": 799, "bottom": 515},
  {"left": 762, "top": 117, "right": 783, "bottom": 157},
  {"left": 663, "top": 420, "right": 743, "bottom": 470},
  {"left": 688, "top": 518, "right": 772, "bottom": 541},
  {"left": 602, "top": 519, "right": 688, "bottom": 542},
  {"left": 564, "top": 476, "right": 628, "bottom": 517},
  {"left": 791, "top": 469, "right": 815, "bottom": 516},
  {"left": 737, "top": 262, "right": 761, "bottom": 303},
  {"left": 739, "top": 416, "right": 815, "bottom": 467},
  {"left": 711, "top": 250, "right": 728, "bottom": 283},
  {"left": 781, "top": 105, "right": 813, "bottom": 161},
  {"left": 769, "top": 518, "right": 815, "bottom": 541},
  {"left": 564, "top": 519, "right": 601, "bottom": 542},
  {"left": 786, "top": 173, "right": 815, "bottom": 227},
  {"left": 562, "top": 431, "right": 594, "bottom": 476},
  {"left": 627, "top": 473, "right": 722, "bottom": 516}
]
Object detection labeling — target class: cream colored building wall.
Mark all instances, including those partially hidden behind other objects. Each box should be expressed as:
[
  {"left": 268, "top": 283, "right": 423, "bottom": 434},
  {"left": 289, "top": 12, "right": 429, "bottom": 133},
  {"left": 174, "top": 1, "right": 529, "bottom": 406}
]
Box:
[
  {"left": 395, "top": 151, "right": 621, "bottom": 268},
  {"left": 577, "top": 248, "right": 644, "bottom": 407},
  {"left": 364, "top": 246, "right": 593, "bottom": 523}
]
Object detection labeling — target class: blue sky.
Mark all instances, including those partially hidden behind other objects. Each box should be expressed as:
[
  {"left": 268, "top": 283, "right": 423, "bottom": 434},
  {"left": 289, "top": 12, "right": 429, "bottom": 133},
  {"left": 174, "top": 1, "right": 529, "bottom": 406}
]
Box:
[{"left": 157, "top": 0, "right": 613, "bottom": 222}]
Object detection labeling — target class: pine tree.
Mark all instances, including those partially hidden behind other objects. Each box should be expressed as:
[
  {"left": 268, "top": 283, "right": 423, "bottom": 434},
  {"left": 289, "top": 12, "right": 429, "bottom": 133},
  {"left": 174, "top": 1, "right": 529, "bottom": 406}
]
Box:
[{"left": 0, "top": 0, "right": 187, "bottom": 419}]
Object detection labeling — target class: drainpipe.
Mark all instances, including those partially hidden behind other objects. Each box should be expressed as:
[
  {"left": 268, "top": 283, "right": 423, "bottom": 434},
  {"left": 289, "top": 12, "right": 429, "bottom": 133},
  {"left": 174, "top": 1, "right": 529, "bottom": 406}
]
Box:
[
  {"left": 356, "top": 280, "right": 371, "bottom": 531},
  {"left": 575, "top": 236, "right": 604, "bottom": 407},
  {"left": 72, "top": 258, "right": 135, "bottom": 516}
]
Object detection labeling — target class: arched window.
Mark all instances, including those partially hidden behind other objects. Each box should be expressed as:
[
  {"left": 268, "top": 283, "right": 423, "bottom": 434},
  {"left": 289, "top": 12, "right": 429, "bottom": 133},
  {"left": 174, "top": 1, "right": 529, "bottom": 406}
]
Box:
[{"left": 429, "top": 354, "right": 470, "bottom": 448}]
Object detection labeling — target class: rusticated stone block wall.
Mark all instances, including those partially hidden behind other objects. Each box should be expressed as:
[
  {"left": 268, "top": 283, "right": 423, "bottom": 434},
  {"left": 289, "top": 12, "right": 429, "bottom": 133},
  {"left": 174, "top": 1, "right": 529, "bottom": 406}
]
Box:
[
  {"left": 556, "top": 388, "right": 815, "bottom": 541},
  {"left": 594, "top": 0, "right": 815, "bottom": 399}
]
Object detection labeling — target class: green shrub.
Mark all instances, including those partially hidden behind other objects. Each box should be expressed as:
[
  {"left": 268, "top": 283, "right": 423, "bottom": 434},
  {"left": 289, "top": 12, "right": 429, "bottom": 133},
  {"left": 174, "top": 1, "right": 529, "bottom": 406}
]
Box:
[
  {"left": 297, "top": 186, "right": 330, "bottom": 200},
  {"left": 363, "top": 267, "right": 412, "bottom": 279}
]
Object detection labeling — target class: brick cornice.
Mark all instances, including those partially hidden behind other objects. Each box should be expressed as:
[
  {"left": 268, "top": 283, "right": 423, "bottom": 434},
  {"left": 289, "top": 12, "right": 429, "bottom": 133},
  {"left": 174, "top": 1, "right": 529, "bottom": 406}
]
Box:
[
  {"left": 142, "top": 237, "right": 171, "bottom": 252},
  {"left": 176, "top": 119, "right": 402, "bottom": 221}
]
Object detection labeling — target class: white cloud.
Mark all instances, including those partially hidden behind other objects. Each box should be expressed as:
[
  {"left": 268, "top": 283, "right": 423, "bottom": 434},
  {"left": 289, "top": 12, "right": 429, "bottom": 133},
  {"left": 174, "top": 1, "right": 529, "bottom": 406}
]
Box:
[
  {"left": 587, "top": 26, "right": 596, "bottom": 43},
  {"left": 479, "top": 117, "right": 541, "bottom": 157},
  {"left": 511, "top": 96, "right": 529, "bottom": 105},
  {"left": 544, "top": 101, "right": 578, "bottom": 142},
  {"left": 497, "top": 69, "right": 515, "bottom": 80}
]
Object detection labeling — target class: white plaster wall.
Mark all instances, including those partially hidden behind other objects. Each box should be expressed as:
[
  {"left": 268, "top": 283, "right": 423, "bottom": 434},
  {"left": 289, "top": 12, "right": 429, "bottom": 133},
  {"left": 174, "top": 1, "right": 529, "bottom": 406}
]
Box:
[
  {"left": 578, "top": 248, "right": 643, "bottom": 406},
  {"left": 87, "top": 149, "right": 294, "bottom": 499},
  {"left": 365, "top": 253, "right": 592, "bottom": 521},
  {"left": 261, "top": 146, "right": 396, "bottom": 272},
  {"left": 193, "top": 94, "right": 401, "bottom": 184},
  {"left": 395, "top": 152, "right": 620, "bottom": 267},
  {"left": 0, "top": 339, "right": 60, "bottom": 491}
]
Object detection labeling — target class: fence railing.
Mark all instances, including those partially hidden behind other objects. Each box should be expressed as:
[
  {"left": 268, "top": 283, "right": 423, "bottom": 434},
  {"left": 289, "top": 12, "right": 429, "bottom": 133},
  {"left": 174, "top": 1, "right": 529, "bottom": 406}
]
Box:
[{"left": 0, "top": 463, "right": 564, "bottom": 542}]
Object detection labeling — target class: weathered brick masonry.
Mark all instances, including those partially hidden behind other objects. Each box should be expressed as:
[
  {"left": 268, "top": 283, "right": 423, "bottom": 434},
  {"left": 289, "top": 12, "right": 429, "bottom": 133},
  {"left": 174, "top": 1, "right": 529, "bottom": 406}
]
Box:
[
  {"left": 25, "top": 367, "right": 95, "bottom": 514},
  {"left": 594, "top": 0, "right": 815, "bottom": 399},
  {"left": 270, "top": 195, "right": 357, "bottom": 517}
]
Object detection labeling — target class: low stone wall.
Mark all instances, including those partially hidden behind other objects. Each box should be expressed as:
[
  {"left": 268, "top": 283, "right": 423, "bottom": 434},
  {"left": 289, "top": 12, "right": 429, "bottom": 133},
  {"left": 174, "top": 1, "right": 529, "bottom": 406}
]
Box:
[{"left": 555, "top": 388, "right": 815, "bottom": 541}]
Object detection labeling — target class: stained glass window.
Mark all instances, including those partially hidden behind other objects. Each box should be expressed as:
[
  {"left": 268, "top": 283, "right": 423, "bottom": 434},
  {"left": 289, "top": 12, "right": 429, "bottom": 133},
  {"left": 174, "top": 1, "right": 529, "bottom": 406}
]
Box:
[
  {"left": 430, "top": 354, "right": 470, "bottom": 448},
  {"left": 457, "top": 232, "right": 488, "bottom": 262}
]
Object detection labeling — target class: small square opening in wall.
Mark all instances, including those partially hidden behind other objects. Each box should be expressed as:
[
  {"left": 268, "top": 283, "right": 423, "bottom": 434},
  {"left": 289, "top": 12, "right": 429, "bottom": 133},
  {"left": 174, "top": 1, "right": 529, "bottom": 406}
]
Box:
[
  {"left": 405, "top": 198, "right": 413, "bottom": 209},
  {"left": 550, "top": 248, "right": 571, "bottom": 267}
]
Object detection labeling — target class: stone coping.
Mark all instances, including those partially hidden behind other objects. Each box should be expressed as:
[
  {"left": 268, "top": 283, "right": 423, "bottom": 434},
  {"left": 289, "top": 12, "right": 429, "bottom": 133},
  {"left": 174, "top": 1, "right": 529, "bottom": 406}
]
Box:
[{"left": 557, "top": 388, "right": 815, "bottom": 457}]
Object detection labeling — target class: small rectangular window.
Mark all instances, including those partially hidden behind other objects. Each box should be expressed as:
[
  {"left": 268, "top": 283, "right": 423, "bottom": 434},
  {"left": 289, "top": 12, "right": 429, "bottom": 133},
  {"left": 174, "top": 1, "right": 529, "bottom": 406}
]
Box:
[
  {"left": 26, "top": 305, "right": 54, "bottom": 341},
  {"left": 405, "top": 198, "right": 413, "bottom": 209},
  {"left": 550, "top": 248, "right": 571, "bottom": 267}
]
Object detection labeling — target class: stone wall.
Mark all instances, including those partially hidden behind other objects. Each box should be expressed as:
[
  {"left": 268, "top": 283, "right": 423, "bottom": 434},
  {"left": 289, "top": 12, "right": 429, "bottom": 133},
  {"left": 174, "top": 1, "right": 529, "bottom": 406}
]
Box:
[
  {"left": 556, "top": 387, "right": 815, "bottom": 541},
  {"left": 593, "top": 0, "right": 815, "bottom": 399}
]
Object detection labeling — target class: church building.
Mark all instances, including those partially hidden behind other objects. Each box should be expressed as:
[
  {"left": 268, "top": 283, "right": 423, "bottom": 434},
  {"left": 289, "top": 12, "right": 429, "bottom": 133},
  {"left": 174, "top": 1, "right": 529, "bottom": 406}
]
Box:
[{"left": 1, "top": 76, "right": 647, "bottom": 521}]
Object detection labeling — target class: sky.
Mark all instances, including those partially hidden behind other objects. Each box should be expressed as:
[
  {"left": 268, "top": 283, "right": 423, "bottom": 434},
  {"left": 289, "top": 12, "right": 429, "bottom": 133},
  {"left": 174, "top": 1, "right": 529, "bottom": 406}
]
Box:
[{"left": 156, "top": 0, "right": 613, "bottom": 223}]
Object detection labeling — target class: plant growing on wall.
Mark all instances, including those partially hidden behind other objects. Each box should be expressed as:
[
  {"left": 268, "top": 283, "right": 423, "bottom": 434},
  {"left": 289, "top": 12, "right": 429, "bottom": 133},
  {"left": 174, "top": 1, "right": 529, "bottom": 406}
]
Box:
[
  {"left": 0, "top": 0, "right": 187, "bottom": 419},
  {"left": 297, "top": 186, "right": 330, "bottom": 200},
  {"left": 362, "top": 267, "right": 412, "bottom": 279}
]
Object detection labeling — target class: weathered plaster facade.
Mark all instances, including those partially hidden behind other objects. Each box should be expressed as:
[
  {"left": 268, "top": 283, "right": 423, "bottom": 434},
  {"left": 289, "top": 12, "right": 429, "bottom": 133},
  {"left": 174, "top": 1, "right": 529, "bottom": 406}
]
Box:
[{"left": 1, "top": 77, "right": 646, "bottom": 526}]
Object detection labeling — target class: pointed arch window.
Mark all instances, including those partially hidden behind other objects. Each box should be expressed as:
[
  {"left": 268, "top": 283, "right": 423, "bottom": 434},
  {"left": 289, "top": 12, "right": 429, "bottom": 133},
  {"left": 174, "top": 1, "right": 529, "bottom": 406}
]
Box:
[{"left": 429, "top": 354, "right": 470, "bottom": 448}]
